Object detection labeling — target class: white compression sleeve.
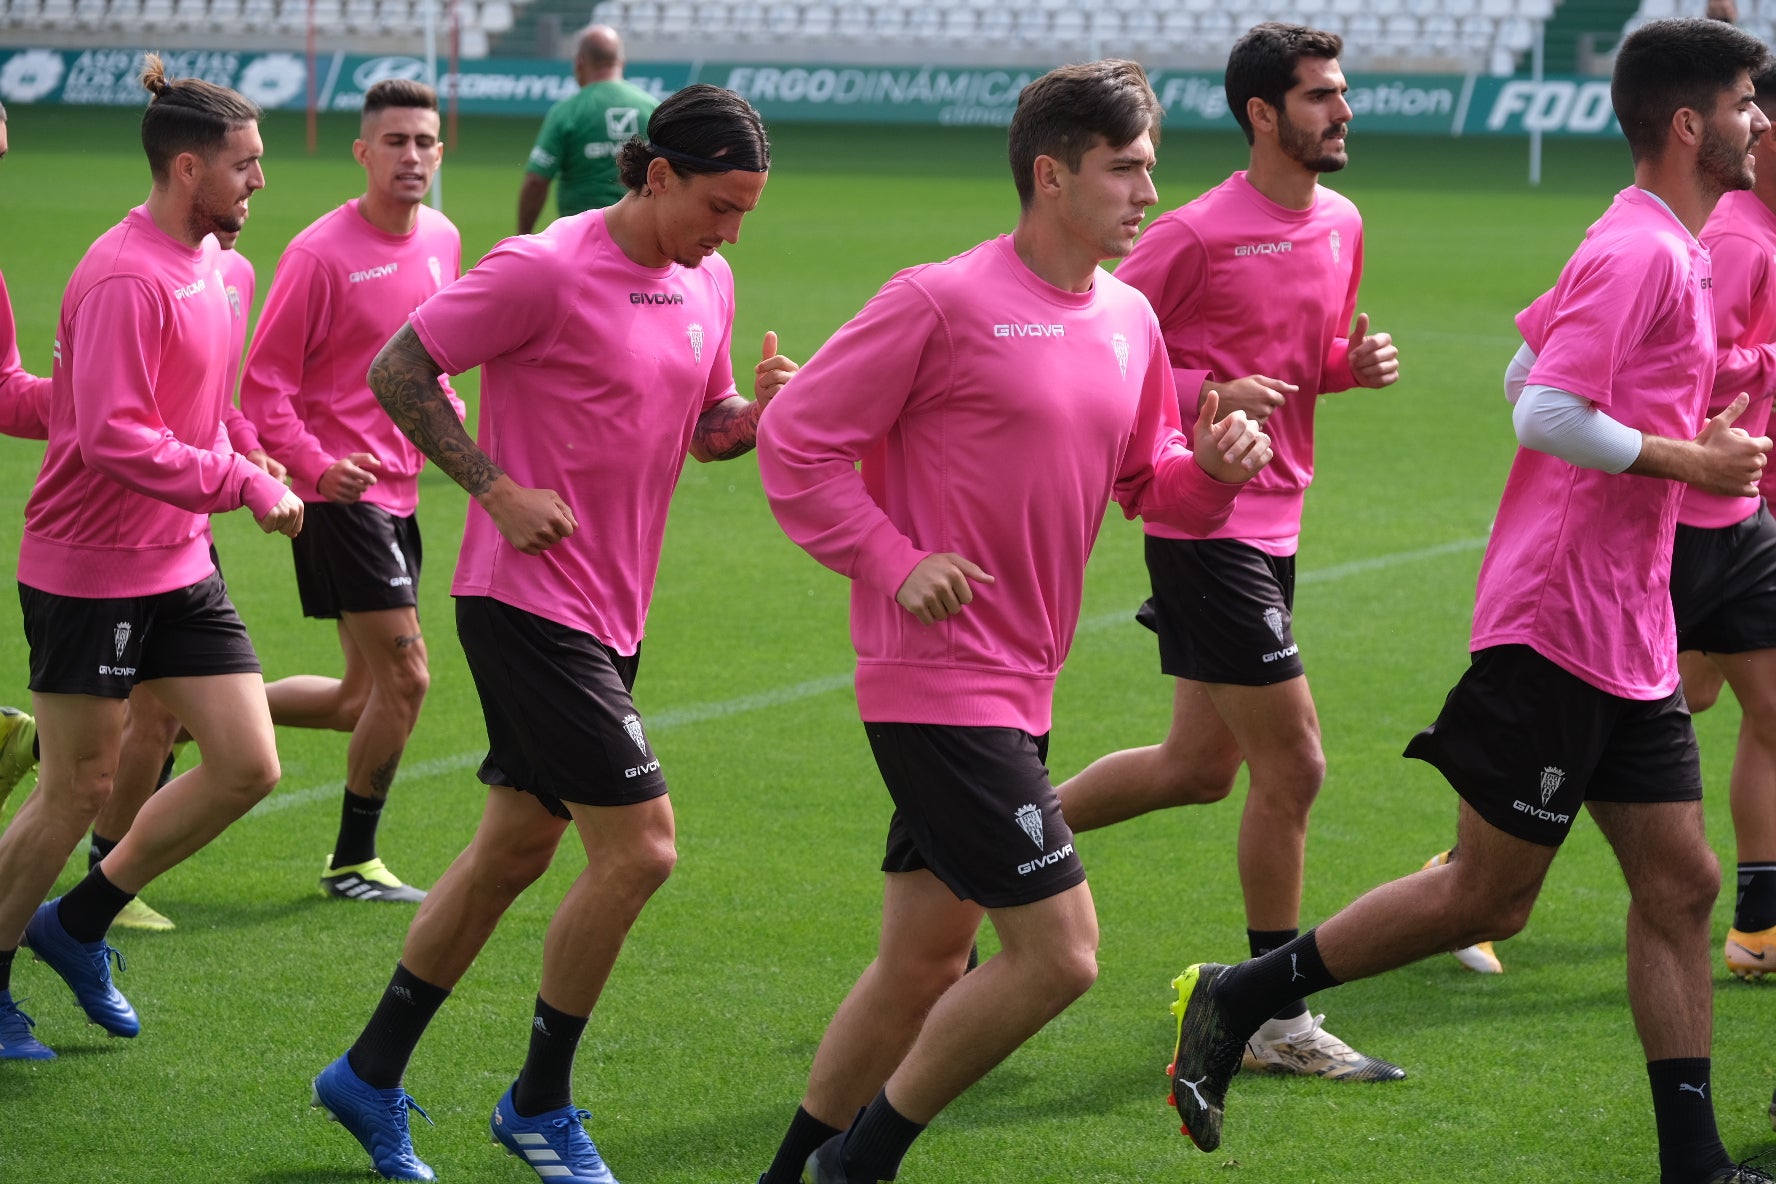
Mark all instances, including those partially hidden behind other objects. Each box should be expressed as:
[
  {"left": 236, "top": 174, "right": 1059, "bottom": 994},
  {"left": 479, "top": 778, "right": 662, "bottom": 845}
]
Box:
[
  {"left": 1512, "top": 384, "right": 1643, "bottom": 473},
  {"left": 1502, "top": 342, "right": 1536, "bottom": 405}
]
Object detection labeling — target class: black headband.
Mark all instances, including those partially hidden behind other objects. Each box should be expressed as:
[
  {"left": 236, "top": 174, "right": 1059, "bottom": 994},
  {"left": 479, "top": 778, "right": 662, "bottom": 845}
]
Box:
[{"left": 646, "top": 140, "right": 764, "bottom": 174}]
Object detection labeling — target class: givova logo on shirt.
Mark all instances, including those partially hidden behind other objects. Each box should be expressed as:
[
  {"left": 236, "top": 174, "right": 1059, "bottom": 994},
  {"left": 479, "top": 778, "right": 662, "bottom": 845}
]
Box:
[
  {"left": 172, "top": 277, "right": 207, "bottom": 300},
  {"left": 1234, "top": 241, "right": 1292, "bottom": 257},
  {"left": 992, "top": 323, "right": 1064, "bottom": 338},
  {"left": 349, "top": 263, "right": 399, "bottom": 284}
]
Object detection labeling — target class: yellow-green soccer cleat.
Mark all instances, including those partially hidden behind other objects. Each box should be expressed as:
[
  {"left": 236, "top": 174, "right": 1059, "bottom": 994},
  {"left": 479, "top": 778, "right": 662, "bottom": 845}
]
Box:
[
  {"left": 1166, "top": 963, "right": 1246, "bottom": 1153},
  {"left": 1241, "top": 1012, "right": 1407, "bottom": 1081},
  {"left": 0, "top": 706, "right": 38, "bottom": 811},
  {"left": 1423, "top": 850, "right": 1504, "bottom": 973},
  {"left": 1725, "top": 924, "right": 1776, "bottom": 979},
  {"left": 112, "top": 896, "right": 175, "bottom": 932},
  {"left": 319, "top": 856, "right": 427, "bottom": 903}
]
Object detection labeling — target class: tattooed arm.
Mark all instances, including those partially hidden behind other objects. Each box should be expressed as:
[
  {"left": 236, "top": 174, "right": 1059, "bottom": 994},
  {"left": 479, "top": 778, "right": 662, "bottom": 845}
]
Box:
[
  {"left": 690, "top": 329, "right": 799, "bottom": 464},
  {"left": 369, "top": 324, "right": 577, "bottom": 555}
]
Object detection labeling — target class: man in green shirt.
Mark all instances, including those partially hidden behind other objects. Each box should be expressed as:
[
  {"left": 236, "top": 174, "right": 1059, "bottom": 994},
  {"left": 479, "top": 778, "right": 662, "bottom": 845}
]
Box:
[{"left": 517, "top": 24, "right": 660, "bottom": 232}]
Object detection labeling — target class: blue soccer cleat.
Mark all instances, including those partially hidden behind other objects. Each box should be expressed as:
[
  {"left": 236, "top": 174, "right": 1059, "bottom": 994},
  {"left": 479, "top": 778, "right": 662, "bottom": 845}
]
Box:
[
  {"left": 0, "top": 990, "right": 55, "bottom": 1060},
  {"left": 22, "top": 899, "right": 138, "bottom": 1037},
  {"left": 491, "top": 1082, "right": 618, "bottom": 1184},
  {"left": 311, "top": 1053, "right": 435, "bottom": 1181}
]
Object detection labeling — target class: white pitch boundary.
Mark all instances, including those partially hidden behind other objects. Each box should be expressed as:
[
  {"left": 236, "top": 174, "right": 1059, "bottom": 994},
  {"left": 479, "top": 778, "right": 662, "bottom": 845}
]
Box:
[{"left": 243, "top": 534, "right": 1488, "bottom": 820}]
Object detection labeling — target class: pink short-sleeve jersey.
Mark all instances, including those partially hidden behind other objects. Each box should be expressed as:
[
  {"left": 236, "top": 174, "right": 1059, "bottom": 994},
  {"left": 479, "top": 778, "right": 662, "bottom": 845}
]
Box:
[
  {"left": 0, "top": 266, "right": 50, "bottom": 440},
  {"left": 1692, "top": 188, "right": 1776, "bottom": 520},
  {"left": 759, "top": 236, "right": 1241, "bottom": 735},
  {"left": 1114, "top": 171, "right": 1364, "bottom": 556},
  {"left": 22, "top": 206, "right": 287, "bottom": 599},
  {"left": 1480, "top": 187, "right": 1716, "bottom": 699},
  {"left": 242, "top": 200, "right": 462, "bottom": 515},
  {"left": 409, "top": 210, "right": 738, "bottom": 653}
]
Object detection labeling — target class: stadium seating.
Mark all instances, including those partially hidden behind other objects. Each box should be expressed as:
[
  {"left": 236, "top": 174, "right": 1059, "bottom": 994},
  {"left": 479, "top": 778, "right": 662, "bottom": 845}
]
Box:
[
  {"left": 1624, "top": 0, "right": 1771, "bottom": 47},
  {"left": 0, "top": 0, "right": 1559, "bottom": 71}
]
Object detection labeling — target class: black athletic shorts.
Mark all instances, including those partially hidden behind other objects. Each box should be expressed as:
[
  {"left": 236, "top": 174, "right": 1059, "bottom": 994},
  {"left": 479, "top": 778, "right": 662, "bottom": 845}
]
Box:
[
  {"left": 1137, "top": 535, "right": 1303, "bottom": 685},
  {"left": 1403, "top": 644, "right": 1702, "bottom": 847},
  {"left": 291, "top": 502, "right": 422, "bottom": 619},
  {"left": 1671, "top": 500, "right": 1776, "bottom": 655},
  {"left": 455, "top": 595, "right": 667, "bottom": 819},
  {"left": 867, "top": 723, "right": 1084, "bottom": 909},
  {"left": 20, "top": 570, "right": 261, "bottom": 699}
]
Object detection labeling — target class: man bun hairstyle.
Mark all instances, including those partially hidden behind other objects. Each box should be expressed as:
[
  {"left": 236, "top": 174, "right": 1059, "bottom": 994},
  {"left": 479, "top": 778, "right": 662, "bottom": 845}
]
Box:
[
  {"left": 362, "top": 78, "right": 439, "bottom": 119},
  {"left": 140, "top": 52, "right": 260, "bottom": 181},
  {"left": 1225, "top": 23, "right": 1344, "bottom": 146},
  {"left": 1008, "top": 59, "right": 1161, "bottom": 209},
  {"left": 1614, "top": 18, "right": 1768, "bottom": 163},
  {"left": 617, "top": 83, "right": 769, "bottom": 193}
]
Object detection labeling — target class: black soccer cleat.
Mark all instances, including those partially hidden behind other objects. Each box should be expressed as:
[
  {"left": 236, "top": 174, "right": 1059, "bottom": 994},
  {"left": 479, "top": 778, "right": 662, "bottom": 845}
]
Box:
[{"left": 1166, "top": 962, "right": 1247, "bottom": 1153}]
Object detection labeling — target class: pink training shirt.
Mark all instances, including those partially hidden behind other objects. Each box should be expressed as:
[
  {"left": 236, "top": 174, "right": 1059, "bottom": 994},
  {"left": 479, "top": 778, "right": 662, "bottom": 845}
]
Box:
[
  {"left": 22, "top": 206, "right": 288, "bottom": 599},
  {"left": 1481, "top": 187, "right": 1715, "bottom": 699},
  {"left": 216, "top": 245, "right": 263, "bottom": 456},
  {"left": 1114, "top": 171, "right": 1363, "bottom": 556},
  {"left": 758, "top": 235, "right": 1243, "bottom": 735},
  {"left": 0, "top": 265, "right": 50, "bottom": 441},
  {"left": 242, "top": 199, "right": 462, "bottom": 516},
  {"left": 1691, "top": 189, "right": 1776, "bottom": 518},
  {"left": 410, "top": 210, "right": 738, "bottom": 654}
]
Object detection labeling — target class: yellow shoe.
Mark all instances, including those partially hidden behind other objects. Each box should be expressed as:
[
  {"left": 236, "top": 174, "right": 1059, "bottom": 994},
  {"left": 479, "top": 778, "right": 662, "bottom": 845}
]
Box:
[
  {"left": 0, "top": 706, "right": 37, "bottom": 811},
  {"left": 320, "top": 855, "right": 427, "bottom": 903},
  {"left": 112, "top": 897, "right": 175, "bottom": 932},
  {"left": 1725, "top": 925, "right": 1776, "bottom": 979},
  {"left": 1423, "top": 850, "right": 1505, "bottom": 973}
]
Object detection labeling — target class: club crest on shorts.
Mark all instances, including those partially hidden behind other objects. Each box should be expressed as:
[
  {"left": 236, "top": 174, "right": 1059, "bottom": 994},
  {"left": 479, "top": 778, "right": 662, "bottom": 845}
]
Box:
[
  {"left": 1112, "top": 332, "right": 1129, "bottom": 379},
  {"left": 427, "top": 255, "right": 443, "bottom": 289},
  {"left": 1263, "top": 606, "right": 1285, "bottom": 643},
  {"left": 621, "top": 713, "right": 648, "bottom": 754},
  {"left": 113, "top": 620, "right": 131, "bottom": 660},
  {"left": 687, "top": 323, "right": 704, "bottom": 362},
  {"left": 389, "top": 541, "right": 407, "bottom": 574},
  {"left": 1539, "top": 765, "right": 1564, "bottom": 807},
  {"left": 1330, "top": 229, "right": 1342, "bottom": 264},
  {"left": 1013, "top": 803, "right": 1044, "bottom": 850}
]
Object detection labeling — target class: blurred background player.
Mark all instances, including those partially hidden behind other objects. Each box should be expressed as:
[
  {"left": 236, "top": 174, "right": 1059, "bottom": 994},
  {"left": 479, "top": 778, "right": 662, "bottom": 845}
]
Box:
[
  {"left": 755, "top": 60, "right": 1271, "bottom": 1184},
  {"left": 242, "top": 78, "right": 461, "bottom": 904},
  {"left": 308, "top": 85, "right": 790, "bottom": 1183},
  {"left": 517, "top": 24, "right": 658, "bottom": 233},
  {"left": 1166, "top": 22, "right": 1775, "bottom": 1183},
  {"left": 1057, "top": 22, "right": 1407, "bottom": 1077},
  {"left": 0, "top": 56, "right": 302, "bottom": 1062}
]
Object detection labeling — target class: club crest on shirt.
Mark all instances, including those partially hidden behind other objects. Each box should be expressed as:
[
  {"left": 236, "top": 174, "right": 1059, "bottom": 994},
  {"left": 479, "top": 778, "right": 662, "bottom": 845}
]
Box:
[
  {"left": 225, "top": 284, "right": 242, "bottom": 319},
  {"left": 428, "top": 255, "right": 443, "bottom": 290},
  {"left": 1112, "top": 332, "right": 1129, "bottom": 379},
  {"left": 687, "top": 322, "right": 704, "bottom": 362},
  {"left": 1329, "top": 230, "right": 1342, "bottom": 264}
]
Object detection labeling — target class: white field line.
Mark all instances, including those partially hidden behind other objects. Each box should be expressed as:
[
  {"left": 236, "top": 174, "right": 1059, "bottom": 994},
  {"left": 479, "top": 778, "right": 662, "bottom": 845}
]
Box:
[{"left": 244, "top": 536, "right": 1487, "bottom": 819}]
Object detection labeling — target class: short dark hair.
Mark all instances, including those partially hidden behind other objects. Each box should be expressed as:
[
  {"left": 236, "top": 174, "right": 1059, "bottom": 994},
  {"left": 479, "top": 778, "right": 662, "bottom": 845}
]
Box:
[
  {"left": 139, "top": 52, "right": 259, "bottom": 182},
  {"left": 617, "top": 84, "right": 769, "bottom": 192},
  {"left": 362, "top": 78, "right": 439, "bottom": 123},
  {"left": 1008, "top": 59, "right": 1161, "bottom": 209},
  {"left": 1224, "top": 23, "right": 1344, "bottom": 146},
  {"left": 1614, "top": 18, "right": 1768, "bottom": 163}
]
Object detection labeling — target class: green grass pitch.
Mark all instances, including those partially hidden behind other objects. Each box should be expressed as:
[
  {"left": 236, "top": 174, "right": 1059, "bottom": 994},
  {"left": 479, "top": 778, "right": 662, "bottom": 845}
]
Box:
[{"left": 1, "top": 105, "right": 1773, "bottom": 1182}]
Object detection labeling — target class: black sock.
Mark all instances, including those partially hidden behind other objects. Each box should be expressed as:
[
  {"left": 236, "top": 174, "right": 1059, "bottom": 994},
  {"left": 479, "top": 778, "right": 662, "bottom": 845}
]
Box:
[
  {"left": 0, "top": 947, "right": 14, "bottom": 994},
  {"left": 1216, "top": 929, "right": 1340, "bottom": 1039},
  {"left": 347, "top": 963, "right": 451, "bottom": 1089},
  {"left": 57, "top": 865, "right": 135, "bottom": 944},
  {"left": 1248, "top": 927, "right": 1309, "bottom": 1024},
  {"left": 333, "top": 789, "right": 384, "bottom": 868},
  {"left": 841, "top": 1090, "right": 925, "bottom": 1182},
  {"left": 761, "top": 1106, "right": 844, "bottom": 1184},
  {"left": 88, "top": 832, "right": 120, "bottom": 872},
  {"left": 1647, "top": 1058, "right": 1732, "bottom": 1184},
  {"left": 1734, "top": 862, "right": 1776, "bottom": 932},
  {"left": 155, "top": 749, "right": 177, "bottom": 790},
  {"left": 512, "top": 996, "right": 590, "bottom": 1117}
]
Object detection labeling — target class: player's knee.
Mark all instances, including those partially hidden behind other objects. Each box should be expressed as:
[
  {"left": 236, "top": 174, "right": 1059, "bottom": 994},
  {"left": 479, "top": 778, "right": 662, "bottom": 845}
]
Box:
[
  {"left": 1685, "top": 681, "right": 1721, "bottom": 713},
  {"left": 1156, "top": 761, "right": 1238, "bottom": 805},
  {"left": 1048, "top": 942, "right": 1099, "bottom": 1002},
  {"left": 609, "top": 832, "right": 676, "bottom": 896},
  {"left": 1653, "top": 846, "right": 1720, "bottom": 922},
  {"left": 227, "top": 750, "right": 282, "bottom": 804}
]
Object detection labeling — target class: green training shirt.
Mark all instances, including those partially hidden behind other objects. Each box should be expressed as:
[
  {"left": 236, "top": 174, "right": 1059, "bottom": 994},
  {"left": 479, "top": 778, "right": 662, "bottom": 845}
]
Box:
[{"left": 526, "top": 78, "right": 661, "bottom": 217}]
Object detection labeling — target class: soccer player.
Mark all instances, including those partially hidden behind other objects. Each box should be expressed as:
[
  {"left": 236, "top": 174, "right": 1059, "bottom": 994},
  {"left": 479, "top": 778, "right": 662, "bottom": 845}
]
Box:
[
  {"left": 0, "top": 56, "right": 302, "bottom": 1062},
  {"left": 1056, "top": 21, "right": 1405, "bottom": 1078},
  {"left": 1166, "top": 21, "right": 1776, "bottom": 1184},
  {"left": 308, "top": 84, "right": 789, "bottom": 1183},
  {"left": 754, "top": 60, "right": 1272, "bottom": 1184},
  {"left": 242, "top": 78, "right": 462, "bottom": 903},
  {"left": 517, "top": 24, "right": 658, "bottom": 233}
]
